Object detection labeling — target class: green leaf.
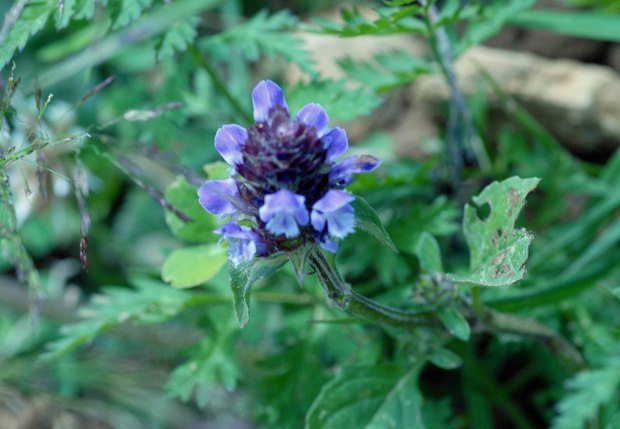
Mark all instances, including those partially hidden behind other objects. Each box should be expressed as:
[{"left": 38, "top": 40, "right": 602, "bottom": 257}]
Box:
[
  {"left": 203, "top": 161, "right": 230, "bottom": 180},
  {"left": 510, "top": 9, "right": 620, "bottom": 43},
  {"left": 415, "top": 232, "right": 443, "bottom": 273},
  {"left": 44, "top": 279, "right": 190, "bottom": 359},
  {"left": 306, "top": 364, "right": 426, "bottom": 429},
  {"left": 551, "top": 358, "right": 620, "bottom": 429},
  {"left": 113, "top": 0, "right": 153, "bottom": 29},
  {"left": 166, "top": 315, "right": 241, "bottom": 406},
  {"left": 338, "top": 50, "right": 433, "bottom": 92},
  {"left": 212, "top": 10, "right": 315, "bottom": 76},
  {"left": 228, "top": 256, "right": 287, "bottom": 328},
  {"left": 437, "top": 306, "right": 470, "bottom": 341},
  {"left": 0, "top": 1, "right": 56, "bottom": 71},
  {"left": 162, "top": 244, "right": 228, "bottom": 289},
  {"left": 448, "top": 177, "right": 540, "bottom": 287},
  {"left": 164, "top": 176, "right": 219, "bottom": 242},
  {"left": 351, "top": 195, "right": 397, "bottom": 253},
  {"left": 457, "top": 0, "right": 535, "bottom": 54},
  {"left": 287, "top": 80, "right": 383, "bottom": 122},
  {"left": 156, "top": 16, "right": 200, "bottom": 61},
  {"left": 428, "top": 347, "right": 463, "bottom": 370},
  {"left": 311, "top": 6, "right": 426, "bottom": 37}
]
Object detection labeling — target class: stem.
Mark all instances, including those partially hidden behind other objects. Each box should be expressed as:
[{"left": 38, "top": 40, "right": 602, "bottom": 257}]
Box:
[
  {"left": 471, "top": 286, "right": 484, "bottom": 316},
  {"left": 484, "top": 310, "right": 585, "bottom": 371},
  {"left": 189, "top": 45, "right": 253, "bottom": 124},
  {"left": 418, "top": 1, "right": 488, "bottom": 187},
  {"left": 308, "top": 248, "right": 435, "bottom": 328}
]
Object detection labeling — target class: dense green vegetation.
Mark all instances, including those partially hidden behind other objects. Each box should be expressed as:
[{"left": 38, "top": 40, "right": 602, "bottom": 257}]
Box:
[{"left": 1, "top": 1, "right": 620, "bottom": 428}]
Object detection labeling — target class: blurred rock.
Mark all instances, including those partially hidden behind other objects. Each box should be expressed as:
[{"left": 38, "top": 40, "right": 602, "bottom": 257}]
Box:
[
  {"left": 416, "top": 46, "right": 620, "bottom": 154},
  {"left": 608, "top": 45, "right": 620, "bottom": 72}
]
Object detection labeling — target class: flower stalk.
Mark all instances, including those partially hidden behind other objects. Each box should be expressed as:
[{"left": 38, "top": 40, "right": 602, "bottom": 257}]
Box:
[{"left": 308, "top": 247, "right": 436, "bottom": 328}]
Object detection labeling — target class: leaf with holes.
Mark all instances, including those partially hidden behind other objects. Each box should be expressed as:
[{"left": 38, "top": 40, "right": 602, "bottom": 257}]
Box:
[{"left": 448, "top": 176, "right": 540, "bottom": 287}]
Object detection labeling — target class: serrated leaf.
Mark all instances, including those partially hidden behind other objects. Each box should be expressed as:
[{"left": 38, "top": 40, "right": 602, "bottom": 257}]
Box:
[
  {"left": 156, "top": 16, "right": 200, "bottom": 61},
  {"left": 350, "top": 195, "right": 397, "bottom": 252},
  {"left": 166, "top": 328, "right": 241, "bottom": 406},
  {"left": 428, "top": 347, "right": 462, "bottom": 370},
  {"left": 416, "top": 232, "right": 443, "bottom": 273},
  {"left": 0, "top": 2, "right": 55, "bottom": 71},
  {"left": 55, "top": 0, "right": 76, "bottom": 29},
  {"left": 339, "top": 50, "right": 433, "bottom": 92},
  {"left": 551, "top": 359, "right": 620, "bottom": 429},
  {"left": 113, "top": 0, "right": 152, "bottom": 29},
  {"left": 437, "top": 306, "right": 470, "bottom": 341},
  {"left": 44, "top": 279, "right": 189, "bottom": 359},
  {"left": 164, "top": 176, "right": 219, "bottom": 242},
  {"left": 448, "top": 177, "right": 540, "bottom": 287},
  {"left": 213, "top": 10, "right": 315, "bottom": 76},
  {"left": 311, "top": 5, "right": 426, "bottom": 37},
  {"left": 162, "top": 244, "right": 228, "bottom": 288},
  {"left": 306, "top": 364, "right": 426, "bottom": 429},
  {"left": 287, "top": 79, "right": 383, "bottom": 122},
  {"left": 228, "top": 256, "right": 287, "bottom": 328}
]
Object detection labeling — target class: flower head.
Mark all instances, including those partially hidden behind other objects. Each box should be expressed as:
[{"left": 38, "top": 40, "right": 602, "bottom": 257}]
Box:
[{"left": 199, "top": 80, "right": 381, "bottom": 264}]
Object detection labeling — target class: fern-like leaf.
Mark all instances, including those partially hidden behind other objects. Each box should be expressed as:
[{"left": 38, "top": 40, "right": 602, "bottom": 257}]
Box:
[
  {"left": 0, "top": 0, "right": 56, "bottom": 71},
  {"left": 213, "top": 10, "right": 315, "bottom": 76},
  {"left": 311, "top": 5, "right": 426, "bottom": 37},
  {"left": 339, "top": 50, "right": 433, "bottom": 92},
  {"left": 156, "top": 16, "right": 200, "bottom": 61},
  {"left": 286, "top": 79, "right": 382, "bottom": 122},
  {"left": 43, "top": 278, "right": 190, "bottom": 359},
  {"left": 551, "top": 357, "right": 620, "bottom": 429},
  {"left": 113, "top": 0, "right": 152, "bottom": 29}
]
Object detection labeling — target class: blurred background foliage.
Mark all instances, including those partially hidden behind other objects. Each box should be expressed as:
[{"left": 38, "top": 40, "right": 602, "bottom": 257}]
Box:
[{"left": 1, "top": 0, "right": 620, "bottom": 428}]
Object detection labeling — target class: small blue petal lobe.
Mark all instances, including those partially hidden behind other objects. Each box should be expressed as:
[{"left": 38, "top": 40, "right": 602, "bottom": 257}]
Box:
[
  {"left": 296, "top": 103, "right": 329, "bottom": 133},
  {"left": 252, "top": 80, "right": 289, "bottom": 122},
  {"left": 198, "top": 179, "right": 239, "bottom": 215},
  {"left": 215, "top": 124, "right": 247, "bottom": 166}
]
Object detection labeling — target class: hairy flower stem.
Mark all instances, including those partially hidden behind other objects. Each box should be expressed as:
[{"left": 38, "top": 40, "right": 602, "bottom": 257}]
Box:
[{"left": 308, "top": 248, "right": 435, "bottom": 328}]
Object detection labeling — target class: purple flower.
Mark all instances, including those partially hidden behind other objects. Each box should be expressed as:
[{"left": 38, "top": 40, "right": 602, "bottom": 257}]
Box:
[
  {"left": 329, "top": 155, "right": 381, "bottom": 187},
  {"left": 198, "top": 80, "right": 380, "bottom": 262},
  {"left": 259, "top": 190, "right": 309, "bottom": 238},
  {"left": 198, "top": 179, "right": 240, "bottom": 216},
  {"left": 311, "top": 190, "right": 356, "bottom": 239},
  {"left": 296, "top": 103, "right": 329, "bottom": 135},
  {"left": 215, "top": 125, "right": 247, "bottom": 166},
  {"left": 323, "top": 127, "right": 348, "bottom": 161},
  {"left": 252, "top": 80, "right": 289, "bottom": 122},
  {"left": 215, "top": 222, "right": 268, "bottom": 266}
]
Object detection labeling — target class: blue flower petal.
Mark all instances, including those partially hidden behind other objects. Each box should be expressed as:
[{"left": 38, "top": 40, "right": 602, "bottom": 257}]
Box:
[
  {"left": 323, "top": 127, "right": 348, "bottom": 161},
  {"left": 252, "top": 80, "right": 289, "bottom": 122},
  {"left": 296, "top": 103, "right": 329, "bottom": 134},
  {"left": 311, "top": 190, "right": 356, "bottom": 239},
  {"left": 215, "top": 124, "right": 247, "bottom": 166},
  {"left": 215, "top": 222, "right": 268, "bottom": 266},
  {"left": 259, "top": 190, "right": 309, "bottom": 238},
  {"left": 198, "top": 179, "right": 239, "bottom": 216},
  {"left": 326, "top": 204, "right": 355, "bottom": 239},
  {"left": 329, "top": 155, "right": 381, "bottom": 187},
  {"left": 319, "top": 236, "right": 339, "bottom": 253}
]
